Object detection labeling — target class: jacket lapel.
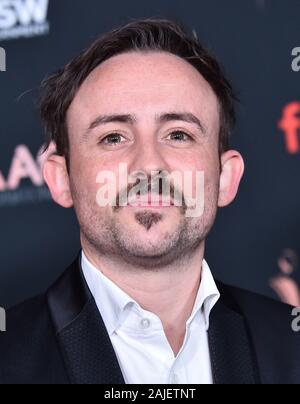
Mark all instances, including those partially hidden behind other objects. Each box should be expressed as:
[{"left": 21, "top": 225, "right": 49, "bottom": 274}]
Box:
[
  {"left": 47, "top": 256, "right": 125, "bottom": 384},
  {"left": 209, "top": 283, "right": 260, "bottom": 384}
]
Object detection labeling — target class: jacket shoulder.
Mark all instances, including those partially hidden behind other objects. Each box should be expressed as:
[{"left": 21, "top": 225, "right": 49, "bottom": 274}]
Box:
[
  {"left": 0, "top": 294, "right": 68, "bottom": 384},
  {"left": 216, "top": 281, "right": 300, "bottom": 384},
  {"left": 217, "top": 281, "right": 293, "bottom": 317}
]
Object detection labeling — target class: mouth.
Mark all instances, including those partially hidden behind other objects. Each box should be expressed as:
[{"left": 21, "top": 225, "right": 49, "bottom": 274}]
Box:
[{"left": 127, "top": 194, "right": 175, "bottom": 208}]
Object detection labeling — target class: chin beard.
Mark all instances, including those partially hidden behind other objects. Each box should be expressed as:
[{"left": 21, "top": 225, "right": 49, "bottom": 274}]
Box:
[
  {"left": 112, "top": 240, "right": 202, "bottom": 270},
  {"left": 109, "top": 217, "right": 210, "bottom": 270},
  {"left": 82, "top": 218, "right": 210, "bottom": 271},
  {"left": 134, "top": 211, "right": 163, "bottom": 231},
  {"left": 79, "top": 202, "right": 218, "bottom": 271}
]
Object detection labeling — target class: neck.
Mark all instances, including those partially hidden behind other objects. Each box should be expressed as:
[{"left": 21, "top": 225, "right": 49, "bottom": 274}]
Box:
[{"left": 82, "top": 237, "right": 205, "bottom": 356}]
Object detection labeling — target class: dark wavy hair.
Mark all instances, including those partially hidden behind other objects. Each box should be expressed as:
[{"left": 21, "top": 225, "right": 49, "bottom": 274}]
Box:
[{"left": 40, "top": 18, "right": 236, "bottom": 164}]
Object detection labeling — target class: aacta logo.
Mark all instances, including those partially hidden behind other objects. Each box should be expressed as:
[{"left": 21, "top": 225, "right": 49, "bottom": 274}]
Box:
[
  {"left": 0, "top": 143, "right": 54, "bottom": 192},
  {"left": 278, "top": 102, "right": 300, "bottom": 154},
  {"left": 0, "top": 0, "right": 49, "bottom": 41}
]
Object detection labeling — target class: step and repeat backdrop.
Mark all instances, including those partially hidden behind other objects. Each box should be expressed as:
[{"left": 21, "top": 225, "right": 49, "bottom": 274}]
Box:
[{"left": 0, "top": 0, "right": 299, "bottom": 308}]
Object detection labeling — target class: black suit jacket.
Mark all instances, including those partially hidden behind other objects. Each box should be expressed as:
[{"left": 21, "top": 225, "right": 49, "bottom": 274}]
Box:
[{"left": 0, "top": 255, "right": 299, "bottom": 384}]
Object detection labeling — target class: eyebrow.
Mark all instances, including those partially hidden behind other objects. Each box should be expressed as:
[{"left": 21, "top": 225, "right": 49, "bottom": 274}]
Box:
[{"left": 85, "top": 112, "right": 207, "bottom": 136}]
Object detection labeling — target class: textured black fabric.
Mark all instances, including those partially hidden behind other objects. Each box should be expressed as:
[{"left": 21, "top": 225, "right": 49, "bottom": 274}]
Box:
[
  {"left": 208, "top": 295, "right": 259, "bottom": 384},
  {"left": 0, "top": 295, "right": 69, "bottom": 384},
  {"left": 0, "top": 257, "right": 299, "bottom": 384},
  {"left": 58, "top": 300, "right": 125, "bottom": 384},
  {"left": 218, "top": 283, "right": 300, "bottom": 384}
]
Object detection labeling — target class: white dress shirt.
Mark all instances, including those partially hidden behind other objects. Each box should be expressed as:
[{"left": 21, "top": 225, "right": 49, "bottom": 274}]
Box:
[{"left": 81, "top": 251, "right": 220, "bottom": 384}]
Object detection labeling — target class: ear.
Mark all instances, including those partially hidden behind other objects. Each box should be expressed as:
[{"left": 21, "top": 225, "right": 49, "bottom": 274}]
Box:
[
  {"left": 43, "top": 155, "right": 73, "bottom": 208},
  {"left": 218, "top": 150, "right": 244, "bottom": 208}
]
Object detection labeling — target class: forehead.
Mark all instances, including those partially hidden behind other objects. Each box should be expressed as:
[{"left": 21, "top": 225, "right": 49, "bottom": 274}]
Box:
[{"left": 67, "top": 51, "right": 220, "bottom": 132}]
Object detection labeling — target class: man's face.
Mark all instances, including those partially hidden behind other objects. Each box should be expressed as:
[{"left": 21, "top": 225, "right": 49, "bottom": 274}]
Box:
[{"left": 66, "top": 51, "right": 221, "bottom": 267}]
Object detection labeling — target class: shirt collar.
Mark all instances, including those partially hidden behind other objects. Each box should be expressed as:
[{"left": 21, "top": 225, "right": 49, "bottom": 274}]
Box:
[
  {"left": 81, "top": 250, "right": 220, "bottom": 335},
  {"left": 188, "top": 259, "right": 220, "bottom": 330},
  {"left": 81, "top": 251, "right": 136, "bottom": 336}
]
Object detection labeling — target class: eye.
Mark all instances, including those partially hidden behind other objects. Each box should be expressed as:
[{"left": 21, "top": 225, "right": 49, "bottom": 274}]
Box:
[
  {"left": 100, "top": 133, "right": 126, "bottom": 146},
  {"left": 166, "top": 130, "right": 192, "bottom": 142}
]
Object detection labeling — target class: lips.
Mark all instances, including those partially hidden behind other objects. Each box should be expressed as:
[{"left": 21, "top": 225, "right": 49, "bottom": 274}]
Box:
[{"left": 127, "top": 194, "right": 174, "bottom": 207}]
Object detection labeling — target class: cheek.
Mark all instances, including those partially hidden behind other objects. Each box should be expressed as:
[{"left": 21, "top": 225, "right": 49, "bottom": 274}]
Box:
[
  {"left": 169, "top": 149, "right": 219, "bottom": 178},
  {"left": 71, "top": 146, "right": 114, "bottom": 188},
  {"left": 179, "top": 154, "right": 220, "bottom": 201},
  {"left": 73, "top": 162, "right": 99, "bottom": 191}
]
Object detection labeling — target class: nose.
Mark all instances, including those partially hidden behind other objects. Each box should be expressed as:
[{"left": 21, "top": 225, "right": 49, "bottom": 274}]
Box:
[{"left": 128, "top": 137, "right": 170, "bottom": 176}]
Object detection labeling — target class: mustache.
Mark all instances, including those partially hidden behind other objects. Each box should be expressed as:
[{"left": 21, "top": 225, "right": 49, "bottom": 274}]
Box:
[{"left": 113, "top": 174, "right": 188, "bottom": 212}]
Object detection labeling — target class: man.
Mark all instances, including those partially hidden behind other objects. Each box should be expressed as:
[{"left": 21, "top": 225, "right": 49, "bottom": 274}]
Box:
[{"left": 0, "top": 18, "right": 299, "bottom": 384}]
